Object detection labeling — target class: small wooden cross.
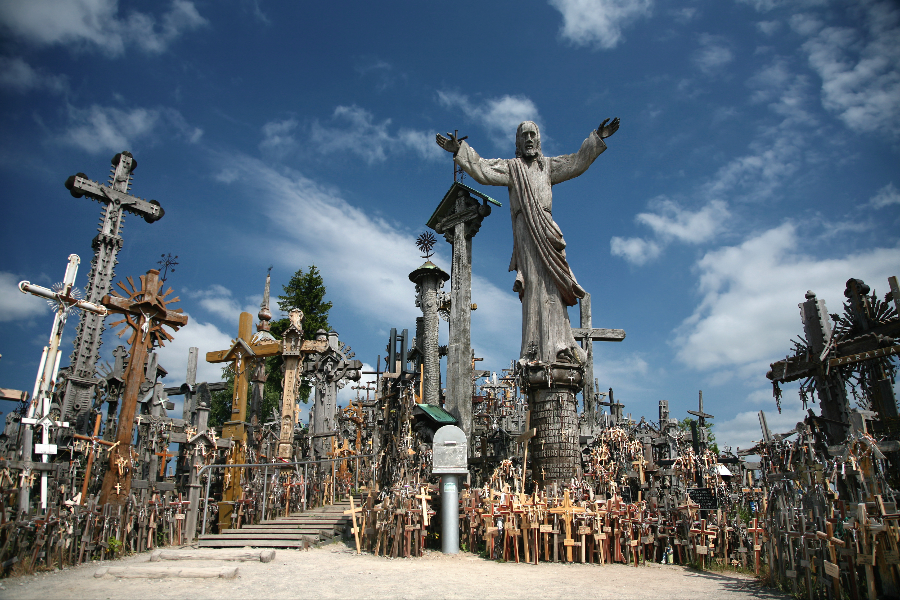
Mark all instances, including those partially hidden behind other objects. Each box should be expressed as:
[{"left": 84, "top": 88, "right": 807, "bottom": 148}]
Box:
[
  {"left": 747, "top": 518, "right": 765, "bottom": 574},
  {"left": 155, "top": 446, "right": 177, "bottom": 478},
  {"left": 343, "top": 495, "right": 363, "bottom": 554}
]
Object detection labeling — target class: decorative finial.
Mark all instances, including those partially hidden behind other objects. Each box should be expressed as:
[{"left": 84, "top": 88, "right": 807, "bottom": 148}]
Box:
[
  {"left": 157, "top": 253, "right": 178, "bottom": 283},
  {"left": 416, "top": 232, "right": 437, "bottom": 260},
  {"left": 257, "top": 266, "right": 273, "bottom": 331}
]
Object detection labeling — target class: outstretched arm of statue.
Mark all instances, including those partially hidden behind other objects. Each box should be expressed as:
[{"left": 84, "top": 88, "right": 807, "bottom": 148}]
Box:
[
  {"left": 597, "top": 117, "right": 620, "bottom": 139},
  {"left": 435, "top": 131, "right": 468, "bottom": 156}
]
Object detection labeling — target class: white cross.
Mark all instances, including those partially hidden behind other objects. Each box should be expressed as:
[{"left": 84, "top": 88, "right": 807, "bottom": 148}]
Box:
[{"left": 20, "top": 413, "right": 69, "bottom": 510}]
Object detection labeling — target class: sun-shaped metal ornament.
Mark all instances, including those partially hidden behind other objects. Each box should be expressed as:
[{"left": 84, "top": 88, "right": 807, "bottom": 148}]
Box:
[
  {"left": 107, "top": 273, "right": 185, "bottom": 348},
  {"left": 416, "top": 231, "right": 437, "bottom": 259},
  {"left": 47, "top": 282, "right": 84, "bottom": 315}
]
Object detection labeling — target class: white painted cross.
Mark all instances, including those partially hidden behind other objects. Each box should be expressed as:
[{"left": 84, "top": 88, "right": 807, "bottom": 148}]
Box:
[{"left": 18, "top": 254, "right": 107, "bottom": 511}]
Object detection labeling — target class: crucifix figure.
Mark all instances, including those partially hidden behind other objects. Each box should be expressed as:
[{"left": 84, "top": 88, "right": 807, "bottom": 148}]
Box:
[
  {"left": 61, "top": 152, "right": 165, "bottom": 433},
  {"left": 437, "top": 118, "right": 619, "bottom": 366},
  {"left": 98, "top": 269, "right": 187, "bottom": 505},
  {"left": 18, "top": 254, "right": 107, "bottom": 512}
]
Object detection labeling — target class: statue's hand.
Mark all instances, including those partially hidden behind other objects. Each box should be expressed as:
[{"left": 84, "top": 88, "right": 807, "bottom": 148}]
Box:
[
  {"left": 435, "top": 131, "right": 467, "bottom": 155},
  {"left": 597, "top": 117, "right": 620, "bottom": 139}
]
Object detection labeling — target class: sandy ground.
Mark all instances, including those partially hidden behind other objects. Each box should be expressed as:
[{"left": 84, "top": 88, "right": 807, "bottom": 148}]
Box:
[{"left": 0, "top": 542, "right": 790, "bottom": 600}]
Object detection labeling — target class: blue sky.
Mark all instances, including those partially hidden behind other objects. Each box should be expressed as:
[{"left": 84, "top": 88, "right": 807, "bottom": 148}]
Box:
[{"left": 0, "top": 0, "right": 897, "bottom": 453}]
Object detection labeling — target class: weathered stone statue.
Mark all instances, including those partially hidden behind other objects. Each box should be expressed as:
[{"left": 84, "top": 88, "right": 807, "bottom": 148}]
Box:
[
  {"left": 436, "top": 118, "right": 619, "bottom": 366},
  {"left": 437, "top": 118, "right": 620, "bottom": 485}
]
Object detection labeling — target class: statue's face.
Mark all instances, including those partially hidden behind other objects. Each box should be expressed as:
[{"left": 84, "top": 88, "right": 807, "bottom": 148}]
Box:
[{"left": 516, "top": 121, "right": 541, "bottom": 158}]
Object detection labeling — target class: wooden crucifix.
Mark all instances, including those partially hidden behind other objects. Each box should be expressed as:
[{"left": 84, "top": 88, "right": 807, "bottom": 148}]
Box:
[{"left": 98, "top": 269, "right": 187, "bottom": 505}]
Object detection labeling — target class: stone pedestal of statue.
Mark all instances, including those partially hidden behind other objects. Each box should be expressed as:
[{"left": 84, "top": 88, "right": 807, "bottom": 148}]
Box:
[{"left": 520, "top": 361, "right": 584, "bottom": 487}]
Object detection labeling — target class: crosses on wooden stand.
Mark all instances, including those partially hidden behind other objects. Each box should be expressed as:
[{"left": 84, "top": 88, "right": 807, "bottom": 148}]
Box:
[
  {"left": 98, "top": 269, "right": 187, "bottom": 506},
  {"left": 73, "top": 413, "right": 118, "bottom": 504}
]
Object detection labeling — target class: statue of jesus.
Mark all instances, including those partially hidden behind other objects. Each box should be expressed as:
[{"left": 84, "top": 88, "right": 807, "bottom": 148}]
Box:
[{"left": 436, "top": 118, "right": 619, "bottom": 366}]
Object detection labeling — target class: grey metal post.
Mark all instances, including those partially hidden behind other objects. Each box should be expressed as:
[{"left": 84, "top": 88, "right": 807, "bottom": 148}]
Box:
[
  {"left": 441, "top": 475, "right": 459, "bottom": 554},
  {"left": 262, "top": 464, "right": 268, "bottom": 521}
]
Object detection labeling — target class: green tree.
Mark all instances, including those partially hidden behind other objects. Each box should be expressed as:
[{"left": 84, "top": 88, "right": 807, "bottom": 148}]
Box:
[
  {"left": 208, "top": 265, "right": 332, "bottom": 428},
  {"left": 267, "top": 265, "right": 332, "bottom": 407},
  {"left": 678, "top": 417, "right": 719, "bottom": 455}
]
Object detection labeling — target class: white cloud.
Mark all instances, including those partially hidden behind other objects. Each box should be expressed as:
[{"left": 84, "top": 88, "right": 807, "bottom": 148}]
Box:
[
  {"left": 185, "top": 284, "right": 259, "bottom": 324},
  {"left": 756, "top": 20, "right": 782, "bottom": 36},
  {"left": 0, "top": 0, "right": 206, "bottom": 56},
  {"left": 437, "top": 91, "right": 541, "bottom": 149},
  {"left": 796, "top": 0, "right": 900, "bottom": 139},
  {"left": 154, "top": 315, "right": 234, "bottom": 384},
  {"left": 0, "top": 272, "right": 49, "bottom": 322},
  {"left": 737, "top": 0, "right": 826, "bottom": 12},
  {"left": 868, "top": 182, "right": 900, "bottom": 209},
  {"left": 693, "top": 34, "right": 734, "bottom": 75},
  {"left": 548, "top": 0, "right": 653, "bottom": 49},
  {"left": 0, "top": 57, "right": 67, "bottom": 94},
  {"left": 610, "top": 236, "right": 661, "bottom": 266},
  {"left": 746, "top": 57, "right": 816, "bottom": 125},
  {"left": 637, "top": 199, "right": 729, "bottom": 243},
  {"left": 672, "top": 222, "right": 900, "bottom": 379},
  {"left": 610, "top": 199, "right": 728, "bottom": 265},
  {"left": 212, "top": 152, "right": 521, "bottom": 367},
  {"left": 714, "top": 392, "right": 807, "bottom": 453},
  {"left": 60, "top": 104, "right": 202, "bottom": 153},
  {"left": 259, "top": 118, "right": 299, "bottom": 154},
  {"left": 309, "top": 105, "right": 442, "bottom": 164}
]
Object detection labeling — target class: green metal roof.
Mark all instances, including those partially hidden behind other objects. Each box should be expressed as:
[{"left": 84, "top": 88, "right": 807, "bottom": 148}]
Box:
[
  {"left": 413, "top": 403, "right": 458, "bottom": 425},
  {"left": 426, "top": 181, "right": 501, "bottom": 230}
]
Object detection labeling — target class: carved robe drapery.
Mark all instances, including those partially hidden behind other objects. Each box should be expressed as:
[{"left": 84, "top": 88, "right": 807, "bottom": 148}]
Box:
[{"left": 454, "top": 130, "right": 607, "bottom": 364}]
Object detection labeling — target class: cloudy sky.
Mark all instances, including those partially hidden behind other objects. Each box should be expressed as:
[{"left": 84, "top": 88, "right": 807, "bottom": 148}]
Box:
[{"left": 0, "top": 0, "right": 897, "bottom": 452}]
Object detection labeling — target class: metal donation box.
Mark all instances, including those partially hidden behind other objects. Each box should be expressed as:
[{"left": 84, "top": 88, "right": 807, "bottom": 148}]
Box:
[{"left": 432, "top": 425, "right": 468, "bottom": 474}]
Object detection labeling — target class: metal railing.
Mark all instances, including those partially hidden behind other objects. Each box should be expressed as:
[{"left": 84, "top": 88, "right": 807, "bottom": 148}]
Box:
[{"left": 197, "top": 454, "right": 375, "bottom": 536}]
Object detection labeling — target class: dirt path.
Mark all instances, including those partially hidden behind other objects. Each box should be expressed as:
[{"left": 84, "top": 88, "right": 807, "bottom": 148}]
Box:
[{"left": 0, "top": 543, "right": 789, "bottom": 600}]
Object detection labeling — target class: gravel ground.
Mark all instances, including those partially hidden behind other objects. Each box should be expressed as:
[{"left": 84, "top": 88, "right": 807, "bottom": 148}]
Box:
[{"left": 0, "top": 543, "right": 790, "bottom": 600}]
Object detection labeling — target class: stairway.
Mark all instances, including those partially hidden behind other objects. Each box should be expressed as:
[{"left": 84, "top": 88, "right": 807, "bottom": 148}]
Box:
[{"left": 197, "top": 497, "right": 358, "bottom": 549}]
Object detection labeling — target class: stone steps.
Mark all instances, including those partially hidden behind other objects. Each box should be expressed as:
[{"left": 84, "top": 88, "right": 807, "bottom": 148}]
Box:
[{"left": 197, "top": 497, "right": 360, "bottom": 549}]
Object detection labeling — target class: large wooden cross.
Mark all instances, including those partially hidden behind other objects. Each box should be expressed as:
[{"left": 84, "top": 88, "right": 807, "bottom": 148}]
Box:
[
  {"left": 206, "top": 310, "right": 299, "bottom": 528},
  {"left": 573, "top": 292, "right": 625, "bottom": 416},
  {"left": 98, "top": 269, "right": 187, "bottom": 505}
]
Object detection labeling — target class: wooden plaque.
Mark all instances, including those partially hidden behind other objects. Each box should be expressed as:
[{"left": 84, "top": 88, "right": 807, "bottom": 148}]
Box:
[
  {"left": 577, "top": 526, "right": 591, "bottom": 535},
  {"left": 885, "top": 550, "right": 900, "bottom": 565},
  {"left": 696, "top": 545, "right": 708, "bottom": 555},
  {"left": 629, "top": 540, "right": 638, "bottom": 547},
  {"left": 594, "top": 533, "right": 607, "bottom": 541},
  {"left": 857, "top": 554, "right": 874, "bottom": 566},
  {"left": 540, "top": 524, "right": 552, "bottom": 533},
  {"left": 823, "top": 560, "right": 840, "bottom": 578},
  {"left": 753, "top": 544, "right": 762, "bottom": 551},
  {"left": 564, "top": 539, "right": 576, "bottom": 547},
  {"left": 785, "top": 570, "right": 797, "bottom": 579}
]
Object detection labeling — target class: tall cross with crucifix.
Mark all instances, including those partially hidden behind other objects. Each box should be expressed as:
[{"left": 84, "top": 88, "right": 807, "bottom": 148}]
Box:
[
  {"left": 18, "top": 254, "right": 107, "bottom": 512},
  {"left": 59, "top": 152, "right": 166, "bottom": 434},
  {"left": 98, "top": 269, "right": 187, "bottom": 505}
]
